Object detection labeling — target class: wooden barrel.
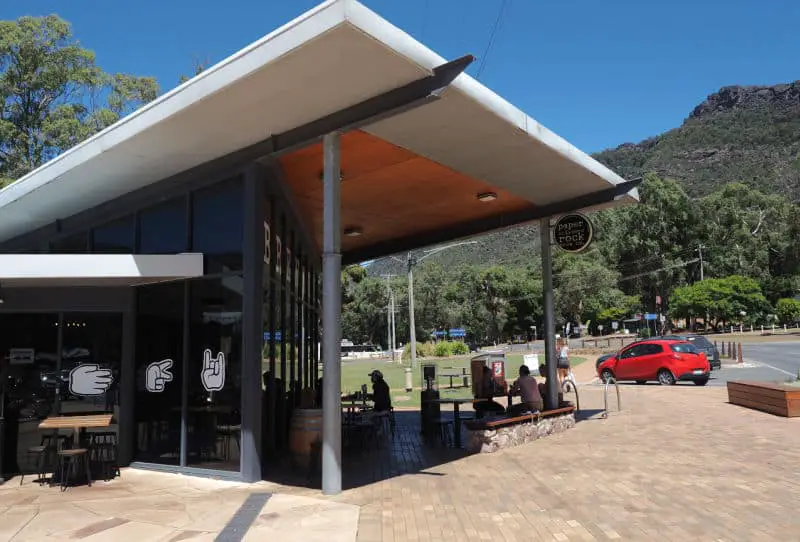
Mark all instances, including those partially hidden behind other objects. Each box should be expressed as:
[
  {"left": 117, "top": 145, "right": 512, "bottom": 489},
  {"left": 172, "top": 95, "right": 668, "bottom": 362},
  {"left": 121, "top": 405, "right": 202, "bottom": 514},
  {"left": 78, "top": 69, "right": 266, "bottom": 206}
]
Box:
[{"left": 289, "top": 408, "right": 323, "bottom": 468}]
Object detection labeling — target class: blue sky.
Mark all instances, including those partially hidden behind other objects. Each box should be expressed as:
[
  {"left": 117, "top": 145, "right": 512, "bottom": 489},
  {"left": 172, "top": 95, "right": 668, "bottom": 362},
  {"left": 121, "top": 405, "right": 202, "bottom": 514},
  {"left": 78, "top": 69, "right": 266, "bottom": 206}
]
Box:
[{"left": 5, "top": 0, "right": 799, "bottom": 152}]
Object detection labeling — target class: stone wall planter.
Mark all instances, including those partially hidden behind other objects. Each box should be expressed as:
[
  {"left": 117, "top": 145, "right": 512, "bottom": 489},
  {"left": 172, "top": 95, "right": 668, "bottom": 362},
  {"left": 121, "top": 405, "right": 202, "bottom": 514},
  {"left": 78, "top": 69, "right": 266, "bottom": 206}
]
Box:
[{"left": 466, "top": 412, "right": 576, "bottom": 453}]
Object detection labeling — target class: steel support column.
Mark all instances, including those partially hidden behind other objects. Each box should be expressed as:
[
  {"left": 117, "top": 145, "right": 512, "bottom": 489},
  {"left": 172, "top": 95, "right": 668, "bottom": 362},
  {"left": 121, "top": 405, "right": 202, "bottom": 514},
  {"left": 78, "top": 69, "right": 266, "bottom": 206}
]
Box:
[
  {"left": 540, "top": 218, "right": 559, "bottom": 410},
  {"left": 321, "top": 132, "right": 342, "bottom": 495}
]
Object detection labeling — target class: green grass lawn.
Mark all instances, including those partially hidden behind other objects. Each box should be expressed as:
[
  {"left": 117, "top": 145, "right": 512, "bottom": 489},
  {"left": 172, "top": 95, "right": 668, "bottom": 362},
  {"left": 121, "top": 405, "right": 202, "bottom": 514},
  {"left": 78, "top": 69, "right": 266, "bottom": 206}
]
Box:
[{"left": 341, "top": 355, "right": 586, "bottom": 409}]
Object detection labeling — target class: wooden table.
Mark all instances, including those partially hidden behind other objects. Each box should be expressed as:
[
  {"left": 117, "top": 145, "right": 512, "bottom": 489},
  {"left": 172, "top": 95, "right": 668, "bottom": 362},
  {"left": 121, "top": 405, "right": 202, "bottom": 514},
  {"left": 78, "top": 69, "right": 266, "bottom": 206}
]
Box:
[{"left": 39, "top": 414, "right": 114, "bottom": 447}]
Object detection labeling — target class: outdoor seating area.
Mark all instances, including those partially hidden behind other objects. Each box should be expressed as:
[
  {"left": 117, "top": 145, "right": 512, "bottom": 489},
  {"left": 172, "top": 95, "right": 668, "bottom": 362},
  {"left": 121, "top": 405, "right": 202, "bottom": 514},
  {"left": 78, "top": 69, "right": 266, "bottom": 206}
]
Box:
[{"left": 17, "top": 414, "right": 120, "bottom": 491}]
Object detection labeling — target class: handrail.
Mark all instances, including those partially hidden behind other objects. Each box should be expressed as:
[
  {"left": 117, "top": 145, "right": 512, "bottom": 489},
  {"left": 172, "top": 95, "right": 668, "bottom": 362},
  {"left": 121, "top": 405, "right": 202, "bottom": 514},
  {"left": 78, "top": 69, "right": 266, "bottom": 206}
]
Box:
[
  {"left": 602, "top": 377, "right": 621, "bottom": 419},
  {"left": 561, "top": 378, "right": 580, "bottom": 413}
]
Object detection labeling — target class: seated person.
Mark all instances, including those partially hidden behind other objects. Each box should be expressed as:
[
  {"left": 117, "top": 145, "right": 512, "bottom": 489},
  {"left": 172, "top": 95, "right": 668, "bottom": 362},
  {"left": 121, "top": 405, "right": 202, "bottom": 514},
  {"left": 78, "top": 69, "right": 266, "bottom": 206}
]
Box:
[
  {"left": 538, "top": 363, "right": 564, "bottom": 408},
  {"left": 507, "top": 365, "right": 544, "bottom": 416},
  {"left": 474, "top": 365, "right": 506, "bottom": 417},
  {"left": 367, "top": 370, "right": 392, "bottom": 412}
]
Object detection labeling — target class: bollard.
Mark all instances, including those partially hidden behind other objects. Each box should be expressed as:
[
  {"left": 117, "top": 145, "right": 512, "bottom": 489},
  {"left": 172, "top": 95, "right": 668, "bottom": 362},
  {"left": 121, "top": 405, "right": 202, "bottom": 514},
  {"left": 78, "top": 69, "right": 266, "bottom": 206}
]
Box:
[
  {"left": 721, "top": 341, "right": 725, "bottom": 356},
  {"left": 737, "top": 342, "right": 743, "bottom": 364},
  {"left": 729, "top": 342, "right": 735, "bottom": 359},
  {"left": 404, "top": 367, "right": 413, "bottom": 392}
]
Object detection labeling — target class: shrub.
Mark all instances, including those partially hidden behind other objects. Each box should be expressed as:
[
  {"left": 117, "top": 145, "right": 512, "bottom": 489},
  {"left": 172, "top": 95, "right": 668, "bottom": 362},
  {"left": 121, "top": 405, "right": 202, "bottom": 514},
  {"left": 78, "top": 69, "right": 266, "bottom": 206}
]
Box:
[
  {"left": 402, "top": 341, "right": 436, "bottom": 360},
  {"left": 639, "top": 328, "right": 651, "bottom": 339},
  {"left": 434, "top": 342, "right": 453, "bottom": 357},
  {"left": 451, "top": 341, "right": 469, "bottom": 355}
]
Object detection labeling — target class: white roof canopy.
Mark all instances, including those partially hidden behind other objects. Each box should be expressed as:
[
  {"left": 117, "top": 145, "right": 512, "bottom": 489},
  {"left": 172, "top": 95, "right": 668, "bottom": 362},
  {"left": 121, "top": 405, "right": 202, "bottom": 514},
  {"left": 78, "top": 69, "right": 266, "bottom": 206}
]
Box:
[
  {"left": 0, "top": 0, "right": 635, "bottom": 246},
  {"left": 0, "top": 254, "right": 204, "bottom": 287}
]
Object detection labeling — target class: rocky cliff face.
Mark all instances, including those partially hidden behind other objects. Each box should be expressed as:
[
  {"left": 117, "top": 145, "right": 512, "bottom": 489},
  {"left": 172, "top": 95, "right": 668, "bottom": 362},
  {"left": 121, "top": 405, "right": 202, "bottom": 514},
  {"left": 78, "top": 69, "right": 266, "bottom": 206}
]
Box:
[
  {"left": 593, "top": 80, "right": 800, "bottom": 199},
  {"left": 690, "top": 82, "right": 800, "bottom": 120}
]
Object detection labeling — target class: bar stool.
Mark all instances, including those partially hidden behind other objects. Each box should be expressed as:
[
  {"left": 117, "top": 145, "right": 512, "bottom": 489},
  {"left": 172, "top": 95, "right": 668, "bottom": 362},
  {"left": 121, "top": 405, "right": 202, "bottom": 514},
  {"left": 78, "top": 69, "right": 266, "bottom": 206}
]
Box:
[
  {"left": 20, "top": 434, "right": 69, "bottom": 486},
  {"left": 89, "top": 431, "right": 120, "bottom": 480},
  {"left": 56, "top": 448, "right": 92, "bottom": 491}
]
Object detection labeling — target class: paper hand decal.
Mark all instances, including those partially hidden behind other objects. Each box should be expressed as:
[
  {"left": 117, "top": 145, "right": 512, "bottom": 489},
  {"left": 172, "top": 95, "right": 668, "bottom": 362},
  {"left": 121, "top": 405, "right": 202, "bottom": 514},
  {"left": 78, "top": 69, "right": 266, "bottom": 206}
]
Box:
[
  {"left": 69, "top": 364, "right": 113, "bottom": 396},
  {"left": 145, "top": 359, "right": 174, "bottom": 392},
  {"left": 201, "top": 349, "right": 225, "bottom": 392}
]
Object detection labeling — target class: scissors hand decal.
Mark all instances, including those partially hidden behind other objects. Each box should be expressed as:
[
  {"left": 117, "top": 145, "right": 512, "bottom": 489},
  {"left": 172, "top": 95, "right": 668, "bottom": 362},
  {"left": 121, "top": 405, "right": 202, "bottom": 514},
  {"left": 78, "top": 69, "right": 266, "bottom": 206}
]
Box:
[
  {"left": 145, "top": 359, "right": 174, "bottom": 392},
  {"left": 201, "top": 349, "right": 225, "bottom": 392}
]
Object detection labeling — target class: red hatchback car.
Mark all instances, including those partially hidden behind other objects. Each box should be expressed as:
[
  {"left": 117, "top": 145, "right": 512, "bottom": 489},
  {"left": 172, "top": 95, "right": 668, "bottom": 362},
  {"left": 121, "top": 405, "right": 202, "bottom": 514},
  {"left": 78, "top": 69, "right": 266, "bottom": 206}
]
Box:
[{"left": 597, "top": 339, "right": 711, "bottom": 386}]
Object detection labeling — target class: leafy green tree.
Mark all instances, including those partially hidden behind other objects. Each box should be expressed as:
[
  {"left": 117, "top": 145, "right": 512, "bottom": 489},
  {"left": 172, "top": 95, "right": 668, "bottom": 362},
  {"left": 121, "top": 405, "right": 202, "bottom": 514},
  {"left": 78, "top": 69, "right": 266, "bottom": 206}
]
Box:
[
  {"left": 0, "top": 15, "right": 158, "bottom": 186},
  {"left": 775, "top": 298, "right": 800, "bottom": 325},
  {"left": 698, "top": 183, "right": 793, "bottom": 281},
  {"left": 669, "top": 276, "right": 770, "bottom": 328},
  {"left": 596, "top": 174, "right": 702, "bottom": 312},
  {"left": 553, "top": 248, "right": 629, "bottom": 329}
]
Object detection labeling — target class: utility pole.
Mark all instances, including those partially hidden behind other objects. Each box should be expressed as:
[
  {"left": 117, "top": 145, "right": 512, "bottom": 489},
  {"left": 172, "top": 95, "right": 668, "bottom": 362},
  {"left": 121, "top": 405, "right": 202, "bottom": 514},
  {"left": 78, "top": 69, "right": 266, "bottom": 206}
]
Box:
[
  {"left": 698, "top": 245, "right": 704, "bottom": 281},
  {"left": 384, "top": 274, "right": 398, "bottom": 362},
  {"left": 390, "top": 289, "right": 396, "bottom": 362},
  {"left": 408, "top": 253, "right": 418, "bottom": 370}
]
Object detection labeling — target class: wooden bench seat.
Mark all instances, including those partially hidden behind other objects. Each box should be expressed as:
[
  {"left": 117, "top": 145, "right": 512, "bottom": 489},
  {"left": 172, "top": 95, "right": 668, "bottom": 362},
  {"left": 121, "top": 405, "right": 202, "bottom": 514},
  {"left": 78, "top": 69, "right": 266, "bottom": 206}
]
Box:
[
  {"left": 727, "top": 381, "right": 800, "bottom": 417},
  {"left": 464, "top": 406, "right": 575, "bottom": 431}
]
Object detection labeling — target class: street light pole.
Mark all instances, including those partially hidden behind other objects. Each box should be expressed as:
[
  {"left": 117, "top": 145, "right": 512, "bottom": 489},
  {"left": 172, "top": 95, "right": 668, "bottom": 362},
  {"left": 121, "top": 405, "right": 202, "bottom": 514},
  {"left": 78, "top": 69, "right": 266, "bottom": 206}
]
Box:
[
  {"left": 407, "top": 253, "right": 418, "bottom": 370},
  {"left": 405, "top": 241, "right": 477, "bottom": 370}
]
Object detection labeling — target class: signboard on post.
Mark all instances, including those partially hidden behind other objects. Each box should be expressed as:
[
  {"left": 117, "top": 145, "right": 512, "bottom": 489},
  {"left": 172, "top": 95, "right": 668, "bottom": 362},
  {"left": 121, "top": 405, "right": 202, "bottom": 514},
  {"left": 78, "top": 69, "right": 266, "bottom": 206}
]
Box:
[
  {"left": 644, "top": 313, "right": 657, "bottom": 321},
  {"left": 553, "top": 213, "right": 594, "bottom": 253},
  {"left": 448, "top": 328, "right": 466, "bottom": 338}
]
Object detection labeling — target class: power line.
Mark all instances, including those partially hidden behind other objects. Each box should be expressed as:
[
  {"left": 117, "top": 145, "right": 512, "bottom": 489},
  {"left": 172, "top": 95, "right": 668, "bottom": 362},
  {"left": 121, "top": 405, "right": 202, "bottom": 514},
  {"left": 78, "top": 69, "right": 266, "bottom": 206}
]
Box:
[{"left": 476, "top": 0, "right": 509, "bottom": 79}]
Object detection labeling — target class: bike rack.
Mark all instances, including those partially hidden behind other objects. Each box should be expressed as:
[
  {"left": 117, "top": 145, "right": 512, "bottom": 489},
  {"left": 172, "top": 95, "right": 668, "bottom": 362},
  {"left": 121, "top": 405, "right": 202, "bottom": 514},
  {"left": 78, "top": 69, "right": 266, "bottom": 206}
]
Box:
[
  {"left": 602, "top": 377, "right": 621, "bottom": 419},
  {"left": 561, "top": 378, "right": 580, "bottom": 413}
]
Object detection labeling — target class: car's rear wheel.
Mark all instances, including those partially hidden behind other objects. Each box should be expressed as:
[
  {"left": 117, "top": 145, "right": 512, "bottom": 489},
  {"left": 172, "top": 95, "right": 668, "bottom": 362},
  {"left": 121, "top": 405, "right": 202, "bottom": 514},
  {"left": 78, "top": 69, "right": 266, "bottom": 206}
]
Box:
[
  {"left": 694, "top": 378, "right": 709, "bottom": 386},
  {"left": 635, "top": 380, "right": 647, "bottom": 385},
  {"left": 657, "top": 369, "right": 676, "bottom": 386},
  {"left": 600, "top": 368, "right": 614, "bottom": 383}
]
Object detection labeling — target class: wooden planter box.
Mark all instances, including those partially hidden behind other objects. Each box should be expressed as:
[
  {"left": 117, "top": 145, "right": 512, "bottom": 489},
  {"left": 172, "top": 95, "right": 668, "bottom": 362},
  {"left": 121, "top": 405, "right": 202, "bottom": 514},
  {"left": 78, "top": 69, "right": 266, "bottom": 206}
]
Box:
[{"left": 727, "top": 381, "right": 800, "bottom": 417}]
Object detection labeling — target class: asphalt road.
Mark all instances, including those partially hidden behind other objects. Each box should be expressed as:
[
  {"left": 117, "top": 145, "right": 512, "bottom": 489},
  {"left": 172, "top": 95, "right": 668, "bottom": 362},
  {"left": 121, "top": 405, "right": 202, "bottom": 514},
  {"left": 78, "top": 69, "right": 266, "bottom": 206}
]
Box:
[{"left": 706, "top": 341, "right": 800, "bottom": 387}]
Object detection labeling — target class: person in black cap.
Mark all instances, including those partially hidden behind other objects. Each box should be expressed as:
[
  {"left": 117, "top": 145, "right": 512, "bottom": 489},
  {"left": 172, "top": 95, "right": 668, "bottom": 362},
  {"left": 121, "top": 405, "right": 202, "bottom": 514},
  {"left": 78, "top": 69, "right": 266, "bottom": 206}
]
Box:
[{"left": 367, "top": 370, "right": 391, "bottom": 412}]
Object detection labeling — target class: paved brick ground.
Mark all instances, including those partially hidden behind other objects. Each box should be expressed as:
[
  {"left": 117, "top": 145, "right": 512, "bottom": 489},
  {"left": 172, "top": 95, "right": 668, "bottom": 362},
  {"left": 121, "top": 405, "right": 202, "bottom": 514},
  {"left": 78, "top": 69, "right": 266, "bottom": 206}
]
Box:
[
  {"left": 2, "top": 361, "right": 798, "bottom": 541},
  {"left": 340, "top": 383, "right": 800, "bottom": 541}
]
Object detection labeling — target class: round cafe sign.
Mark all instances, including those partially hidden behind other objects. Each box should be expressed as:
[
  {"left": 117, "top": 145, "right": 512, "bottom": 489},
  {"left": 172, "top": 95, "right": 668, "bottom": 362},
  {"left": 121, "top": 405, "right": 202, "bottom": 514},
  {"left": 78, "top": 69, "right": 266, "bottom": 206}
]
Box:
[{"left": 553, "top": 213, "right": 594, "bottom": 253}]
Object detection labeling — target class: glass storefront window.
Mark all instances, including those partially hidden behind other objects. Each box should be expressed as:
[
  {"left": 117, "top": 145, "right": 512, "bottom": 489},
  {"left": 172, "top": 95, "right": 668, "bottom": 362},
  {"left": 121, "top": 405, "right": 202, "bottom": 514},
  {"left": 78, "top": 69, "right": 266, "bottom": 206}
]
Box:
[
  {"left": 135, "top": 283, "right": 185, "bottom": 466},
  {"left": 0, "top": 314, "right": 58, "bottom": 475},
  {"left": 139, "top": 197, "right": 187, "bottom": 254},
  {"left": 92, "top": 215, "right": 135, "bottom": 254},
  {"left": 186, "top": 276, "right": 242, "bottom": 471},
  {"left": 192, "top": 178, "right": 243, "bottom": 273},
  {"left": 60, "top": 313, "right": 122, "bottom": 417}
]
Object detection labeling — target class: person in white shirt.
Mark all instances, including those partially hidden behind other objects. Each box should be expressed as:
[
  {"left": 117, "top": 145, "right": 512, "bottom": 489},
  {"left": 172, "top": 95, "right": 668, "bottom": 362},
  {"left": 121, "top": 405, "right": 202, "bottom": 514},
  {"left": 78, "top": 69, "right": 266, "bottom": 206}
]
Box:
[{"left": 557, "top": 342, "right": 571, "bottom": 386}]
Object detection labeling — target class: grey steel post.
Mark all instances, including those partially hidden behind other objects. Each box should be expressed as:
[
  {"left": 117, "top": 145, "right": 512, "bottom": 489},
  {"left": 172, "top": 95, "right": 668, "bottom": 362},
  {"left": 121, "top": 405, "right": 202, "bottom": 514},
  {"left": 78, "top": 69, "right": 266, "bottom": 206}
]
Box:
[
  {"left": 540, "top": 218, "right": 559, "bottom": 410},
  {"left": 407, "top": 254, "right": 418, "bottom": 370},
  {"left": 386, "top": 278, "right": 392, "bottom": 357},
  {"left": 390, "top": 290, "right": 396, "bottom": 361},
  {"left": 321, "top": 132, "right": 342, "bottom": 495}
]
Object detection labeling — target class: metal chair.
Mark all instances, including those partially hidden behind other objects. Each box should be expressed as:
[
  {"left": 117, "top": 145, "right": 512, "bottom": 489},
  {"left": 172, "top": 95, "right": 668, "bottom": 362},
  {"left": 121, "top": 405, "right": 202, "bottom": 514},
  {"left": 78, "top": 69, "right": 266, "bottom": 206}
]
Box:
[
  {"left": 20, "top": 433, "right": 70, "bottom": 486},
  {"left": 56, "top": 448, "right": 92, "bottom": 492}
]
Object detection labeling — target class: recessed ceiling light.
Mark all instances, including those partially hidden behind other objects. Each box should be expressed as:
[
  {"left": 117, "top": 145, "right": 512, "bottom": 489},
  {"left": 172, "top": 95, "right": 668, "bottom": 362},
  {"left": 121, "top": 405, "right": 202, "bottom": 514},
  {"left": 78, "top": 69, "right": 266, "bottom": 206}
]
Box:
[
  {"left": 344, "top": 227, "right": 363, "bottom": 237},
  {"left": 477, "top": 192, "right": 497, "bottom": 202}
]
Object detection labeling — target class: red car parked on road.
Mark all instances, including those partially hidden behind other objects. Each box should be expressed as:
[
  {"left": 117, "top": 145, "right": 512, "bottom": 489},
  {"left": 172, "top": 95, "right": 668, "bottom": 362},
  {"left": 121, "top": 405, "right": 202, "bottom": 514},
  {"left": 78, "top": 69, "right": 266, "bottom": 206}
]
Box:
[{"left": 597, "top": 339, "right": 711, "bottom": 386}]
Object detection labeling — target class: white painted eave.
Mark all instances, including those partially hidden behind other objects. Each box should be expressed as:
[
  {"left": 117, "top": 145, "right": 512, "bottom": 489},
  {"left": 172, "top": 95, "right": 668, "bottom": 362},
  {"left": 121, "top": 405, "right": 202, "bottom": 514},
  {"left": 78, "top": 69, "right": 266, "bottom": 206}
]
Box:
[
  {"left": 0, "top": 0, "right": 634, "bottom": 246},
  {"left": 0, "top": 253, "right": 204, "bottom": 286}
]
